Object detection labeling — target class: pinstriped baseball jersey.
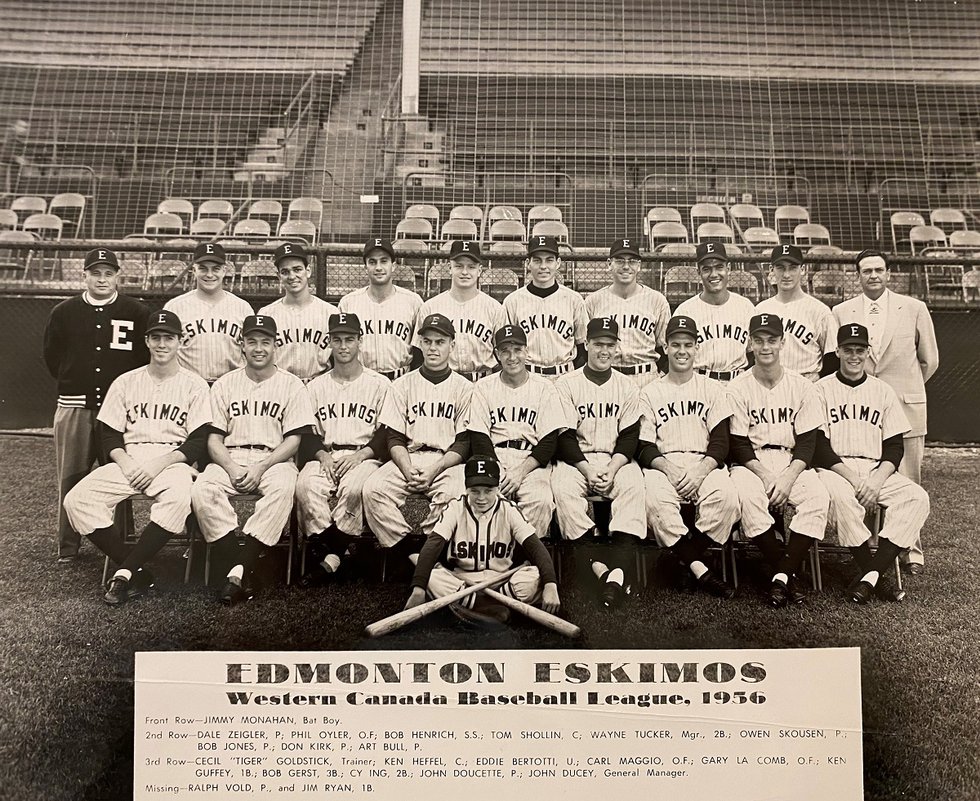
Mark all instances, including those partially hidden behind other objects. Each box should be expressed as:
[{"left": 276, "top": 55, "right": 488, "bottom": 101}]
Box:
[
  {"left": 468, "top": 373, "right": 566, "bottom": 445},
  {"left": 210, "top": 367, "right": 315, "bottom": 449},
  {"left": 163, "top": 290, "right": 253, "bottom": 382},
  {"left": 433, "top": 496, "right": 535, "bottom": 573},
  {"left": 673, "top": 293, "right": 754, "bottom": 373},
  {"left": 555, "top": 368, "right": 642, "bottom": 454},
  {"left": 414, "top": 291, "right": 506, "bottom": 374},
  {"left": 639, "top": 373, "right": 732, "bottom": 454},
  {"left": 755, "top": 294, "right": 837, "bottom": 378},
  {"left": 728, "top": 369, "right": 825, "bottom": 450},
  {"left": 379, "top": 370, "right": 472, "bottom": 453},
  {"left": 257, "top": 296, "right": 339, "bottom": 381},
  {"left": 584, "top": 284, "right": 670, "bottom": 366},
  {"left": 815, "top": 373, "right": 910, "bottom": 459},
  {"left": 97, "top": 365, "right": 212, "bottom": 446},
  {"left": 338, "top": 285, "right": 423, "bottom": 373},
  {"left": 503, "top": 285, "right": 588, "bottom": 369},
  {"left": 307, "top": 368, "right": 390, "bottom": 448}
]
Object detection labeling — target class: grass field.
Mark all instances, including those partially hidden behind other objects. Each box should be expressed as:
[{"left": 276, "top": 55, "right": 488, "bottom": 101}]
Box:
[{"left": 0, "top": 435, "right": 978, "bottom": 800}]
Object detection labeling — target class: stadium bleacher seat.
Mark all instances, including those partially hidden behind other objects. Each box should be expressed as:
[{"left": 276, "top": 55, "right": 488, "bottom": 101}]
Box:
[
  {"left": 287, "top": 197, "right": 324, "bottom": 231},
  {"left": 663, "top": 264, "right": 701, "bottom": 303},
  {"left": 248, "top": 200, "right": 283, "bottom": 233},
  {"left": 929, "top": 208, "right": 967, "bottom": 236},
  {"left": 488, "top": 205, "right": 523, "bottom": 225},
  {"left": 924, "top": 259, "right": 963, "bottom": 302},
  {"left": 190, "top": 218, "right": 227, "bottom": 237},
  {"left": 393, "top": 265, "right": 417, "bottom": 292},
  {"left": 449, "top": 204, "right": 484, "bottom": 229},
  {"left": 157, "top": 198, "right": 195, "bottom": 230},
  {"left": 395, "top": 217, "right": 433, "bottom": 240},
  {"left": 962, "top": 268, "right": 980, "bottom": 302},
  {"left": 144, "top": 212, "right": 184, "bottom": 236},
  {"left": 696, "top": 222, "right": 734, "bottom": 244},
  {"left": 728, "top": 269, "right": 761, "bottom": 302},
  {"left": 11, "top": 196, "right": 47, "bottom": 226},
  {"left": 728, "top": 203, "right": 765, "bottom": 233},
  {"left": 890, "top": 211, "right": 925, "bottom": 254},
  {"left": 233, "top": 219, "right": 271, "bottom": 238},
  {"left": 197, "top": 200, "right": 235, "bottom": 223},
  {"left": 690, "top": 203, "right": 726, "bottom": 232},
  {"left": 481, "top": 267, "right": 520, "bottom": 302},
  {"left": 530, "top": 220, "right": 569, "bottom": 243},
  {"left": 650, "top": 221, "right": 689, "bottom": 250},
  {"left": 645, "top": 207, "right": 683, "bottom": 237},
  {"left": 811, "top": 270, "right": 845, "bottom": 303},
  {"left": 0, "top": 230, "right": 35, "bottom": 280},
  {"left": 909, "top": 225, "right": 947, "bottom": 254},
  {"left": 489, "top": 219, "right": 525, "bottom": 242},
  {"left": 238, "top": 259, "right": 279, "bottom": 292},
  {"left": 793, "top": 223, "right": 832, "bottom": 247},
  {"left": 49, "top": 193, "right": 86, "bottom": 237},
  {"left": 23, "top": 213, "right": 63, "bottom": 240},
  {"left": 404, "top": 204, "right": 440, "bottom": 238},
  {"left": 774, "top": 205, "right": 810, "bottom": 244},
  {"left": 278, "top": 219, "right": 317, "bottom": 244},
  {"left": 743, "top": 226, "right": 780, "bottom": 251},
  {"left": 117, "top": 259, "right": 147, "bottom": 292},
  {"left": 949, "top": 230, "right": 980, "bottom": 249},
  {"left": 527, "top": 204, "right": 562, "bottom": 231},
  {"left": 147, "top": 260, "right": 188, "bottom": 291},
  {"left": 0, "top": 210, "right": 18, "bottom": 231},
  {"left": 426, "top": 262, "right": 452, "bottom": 295},
  {"left": 440, "top": 218, "right": 478, "bottom": 240}
]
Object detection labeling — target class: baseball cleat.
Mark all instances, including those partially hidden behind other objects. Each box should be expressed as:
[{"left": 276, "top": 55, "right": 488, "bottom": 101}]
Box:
[
  {"left": 698, "top": 570, "right": 735, "bottom": 599},
  {"left": 127, "top": 568, "right": 155, "bottom": 599},
  {"left": 219, "top": 580, "right": 255, "bottom": 607},
  {"left": 901, "top": 562, "right": 924, "bottom": 577},
  {"left": 874, "top": 577, "right": 907, "bottom": 603},
  {"left": 767, "top": 578, "right": 790, "bottom": 608},
  {"left": 600, "top": 580, "right": 626, "bottom": 610},
  {"left": 57, "top": 554, "right": 78, "bottom": 565},
  {"left": 103, "top": 577, "right": 130, "bottom": 606},
  {"left": 787, "top": 575, "right": 807, "bottom": 605},
  {"left": 448, "top": 601, "right": 510, "bottom": 629},
  {"left": 850, "top": 580, "right": 875, "bottom": 605}
]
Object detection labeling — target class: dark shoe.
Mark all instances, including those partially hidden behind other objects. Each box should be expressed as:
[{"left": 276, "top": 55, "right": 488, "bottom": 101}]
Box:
[
  {"left": 901, "top": 562, "right": 924, "bottom": 576},
  {"left": 57, "top": 554, "right": 77, "bottom": 565},
  {"left": 103, "top": 577, "right": 129, "bottom": 606},
  {"left": 787, "top": 575, "right": 807, "bottom": 605},
  {"left": 768, "top": 578, "right": 790, "bottom": 609},
  {"left": 298, "top": 563, "right": 331, "bottom": 588},
  {"left": 698, "top": 570, "right": 735, "bottom": 599},
  {"left": 850, "top": 579, "right": 875, "bottom": 605},
  {"left": 875, "top": 576, "right": 907, "bottom": 603},
  {"left": 219, "top": 579, "right": 254, "bottom": 607},
  {"left": 127, "top": 568, "right": 155, "bottom": 599},
  {"left": 600, "top": 580, "right": 626, "bottom": 610}
]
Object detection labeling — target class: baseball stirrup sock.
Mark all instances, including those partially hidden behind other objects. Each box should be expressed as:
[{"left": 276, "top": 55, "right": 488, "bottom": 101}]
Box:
[
  {"left": 669, "top": 536, "right": 701, "bottom": 567},
  {"left": 240, "top": 535, "right": 268, "bottom": 573},
  {"left": 755, "top": 527, "right": 785, "bottom": 570},
  {"left": 848, "top": 543, "right": 874, "bottom": 572},
  {"left": 87, "top": 525, "right": 129, "bottom": 564},
  {"left": 120, "top": 522, "right": 174, "bottom": 572},
  {"left": 777, "top": 531, "right": 816, "bottom": 577},
  {"left": 869, "top": 537, "right": 903, "bottom": 574}
]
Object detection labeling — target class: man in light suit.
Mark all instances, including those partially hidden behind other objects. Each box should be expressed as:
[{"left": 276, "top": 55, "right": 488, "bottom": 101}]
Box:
[{"left": 833, "top": 250, "right": 939, "bottom": 573}]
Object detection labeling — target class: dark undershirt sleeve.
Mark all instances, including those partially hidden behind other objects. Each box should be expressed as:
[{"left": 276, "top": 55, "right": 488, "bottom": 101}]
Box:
[
  {"left": 296, "top": 432, "right": 325, "bottom": 466},
  {"left": 613, "top": 419, "right": 641, "bottom": 459},
  {"left": 880, "top": 433, "right": 905, "bottom": 470},
  {"left": 820, "top": 352, "right": 840, "bottom": 377},
  {"left": 177, "top": 424, "right": 211, "bottom": 465},
  {"left": 705, "top": 419, "right": 730, "bottom": 466},
  {"left": 555, "top": 429, "right": 586, "bottom": 465},
  {"left": 410, "top": 533, "right": 447, "bottom": 589},
  {"left": 409, "top": 347, "right": 424, "bottom": 371},
  {"left": 791, "top": 428, "right": 818, "bottom": 468},
  {"left": 521, "top": 534, "right": 558, "bottom": 586},
  {"left": 469, "top": 431, "right": 496, "bottom": 459},
  {"left": 367, "top": 427, "right": 389, "bottom": 461},
  {"left": 447, "top": 431, "right": 470, "bottom": 460},
  {"left": 729, "top": 434, "right": 757, "bottom": 466},
  {"left": 813, "top": 430, "right": 843, "bottom": 469},
  {"left": 635, "top": 439, "right": 662, "bottom": 470},
  {"left": 573, "top": 343, "right": 587, "bottom": 368},
  {"left": 100, "top": 423, "right": 125, "bottom": 457},
  {"left": 529, "top": 429, "right": 559, "bottom": 466},
  {"left": 385, "top": 427, "right": 408, "bottom": 451},
  {"left": 284, "top": 425, "right": 314, "bottom": 439}
]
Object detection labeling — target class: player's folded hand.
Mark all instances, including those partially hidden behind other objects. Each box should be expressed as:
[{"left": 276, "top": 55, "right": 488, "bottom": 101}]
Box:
[
  {"left": 541, "top": 583, "right": 561, "bottom": 614},
  {"left": 333, "top": 452, "right": 362, "bottom": 480},
  {"left": 499, "top": 467, "right": 524, "bottom": 498},
  {"left": 318, "top": 453, "right": 335, "bottom": 483},
  {"left": 235, "top": 464, "right": 266, "bottom": 494},
  {"left": 768, "top": 473, "right": 794, "bottom": 508},
  {"left": 855, "top": 475, "right": 883, "bottom": 510},
  {"left": 403, "top": 587, "right": 427, "bottom": 610}
]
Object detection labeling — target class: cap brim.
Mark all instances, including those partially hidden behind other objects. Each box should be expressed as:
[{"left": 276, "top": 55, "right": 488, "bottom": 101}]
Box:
[
  {"left": 527, "top": 247, "right": 560, "bottom": 256},
  {"left": 242, "top": 327, "right": 276, "bottom": 337},
  {"left": 451, "top": 253, "right": 484, "bottom": 265},
  {"left": 666, "top": 329, "right": 697, "bottom": 341},
  {"left": 194, "top": 256, "right": 224, "bottom": 265},
  {"left": 85, "top": 263, "right": 119, "bottom": 271},
  {"left": 749, "top": 327, "right": 783, "bottom": 337},
  {"left": 466, "top": 477, "right": 499, "bottom": 488},
  {"left": 328, "top": 326, "right": 361, "bottom": 336},
  {"left": 838, "top": 337, "right": 869, "bottom": 347},
  {"left": 771, "top": 258, "right": 803, "bottom": 266},
  {"left": 494, "top": 337, "right": 526, "bottom": 347},
  {"left": 146, "top": 326, "right": 180, "bottom": 335},
  {"left": 610, "top": 250, "right": 641, "bottom": 259},
  {"left": 419, "top": 326, "right": 454, "bottom": 338}
]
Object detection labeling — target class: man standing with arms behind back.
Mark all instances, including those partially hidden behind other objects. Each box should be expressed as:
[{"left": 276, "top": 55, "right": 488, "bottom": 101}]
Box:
[{"left": 833, "top": 249, "right": 938, "bottom": 574}]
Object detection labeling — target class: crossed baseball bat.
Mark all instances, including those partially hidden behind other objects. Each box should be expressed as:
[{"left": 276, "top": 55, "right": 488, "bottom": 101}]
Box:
[{"left": 364, "top": 567, "right": 581, "bottom": 639}]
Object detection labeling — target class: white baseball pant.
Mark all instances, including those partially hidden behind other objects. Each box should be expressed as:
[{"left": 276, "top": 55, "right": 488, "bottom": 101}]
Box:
[
  {"left": 495, "top": 446, "right": 554, "bottom": 539},
  {"left": 551, "top": 454, "right": 646, "bottom": 540},
  {"left": 294, "top": 451, "right": 380, "bottom": 537},
  {"left": 362, "top": 452, "right": 465, "bottom": 548},
  {"left": 426, "top": 564, "right": 541, "bottom": 606},
  {"left": 729, "top": 449, "right": 829, "bottom": 540},
  {"left": 191, "top": 448, "right": 298, "bottom": 547},
  {"left": 644, "top": 453, "right": 739, "bottom": 547},
  {"left": 817, "top": 459, "right": 930, "bottom": 549},
  {"left": 64, "top": 444, "right": 195, "bottom": 536}
]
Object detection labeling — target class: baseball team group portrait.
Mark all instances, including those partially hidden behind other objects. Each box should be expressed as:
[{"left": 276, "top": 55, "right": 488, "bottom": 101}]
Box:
[{"left": 1, "top": 0, "right": 978, "bottom": 798}]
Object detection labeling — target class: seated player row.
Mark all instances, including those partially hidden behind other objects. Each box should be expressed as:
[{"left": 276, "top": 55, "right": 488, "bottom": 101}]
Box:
[{"left": 63, "top": 300, "right": 929, "bottom": 617}]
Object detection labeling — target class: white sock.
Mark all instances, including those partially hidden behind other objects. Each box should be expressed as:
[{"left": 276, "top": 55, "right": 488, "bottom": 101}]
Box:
[
  {"left": 321, "top": 554, "right": 342, "bottom": 573},
  {"left": 227, "top": 564, "right": 244, "bottom": 583},
  {"left": 689, "top": 560, "right": 709, "bottom": 579},
  {"left": 606, "top": 568, "right": 624, "bottom": 586},
  {"left": 773, "top": 572, "right": 789, "bottom": 585},
  {"left": 592, "top": 561, "right": 608, "bottom": 579},
  {"left": 113, "top": 568, "right": 133, "bottom": 582},
  {"left": 860, "top": 570, "right": 880, "bottom": 586}
]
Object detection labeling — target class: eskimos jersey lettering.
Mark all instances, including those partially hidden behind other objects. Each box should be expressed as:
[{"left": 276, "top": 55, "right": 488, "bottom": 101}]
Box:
[
  {"left": 673, "top": 293, "right": 755, "bottom": 373},
  {"left": 379, "top": 371, "right": 472, "bottom": 452},
  {"left": 585, "top": 285, "right": 670, "bottom": 366},
  {"left": 433, "top": 497, "right": 535, "bottom": 573},
  {"left": 639, "top": 373, "right": 732, "bottom": 454},
  {"left": 555, "top": 369, "right": 641, "bottom": 454},
  {"left": 503, "top": 285, "right": 588, "bottom": 369},
  {"left": 756, "top": 294, "right": 837, "bottom": 378},
  {"left": 163, "top": 290, "right": 253, "bottom": 381},
  {"left": 815, "top": 374, "right": 910, "bottom": 459},
  {"left": 728, "top": 370, "right": 825, "bottom": 450},
  {"left": 415, "top": 291, "right": 506, "bottom": 373},
  {"left": 210, "top": 367, "right": 315, "bottom": 449},
  {"left": 468, "top": 373, "right": 566, "bottom": 445},
  {"left": 307, "top": 369, "right": 390, "bottom": 448},
  {"left": 339, "top": 286, "right": 423, "bottom": 373},
  {"left": 257, "top": 296, "right": 339, "bottom": 380}
]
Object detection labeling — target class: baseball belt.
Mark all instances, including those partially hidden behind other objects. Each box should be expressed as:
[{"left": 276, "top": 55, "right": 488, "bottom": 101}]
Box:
[
  {"left": 528, "top": 362, "right": 573, "bottom": 376},
  {"left": 759, "top": 444, "right": 792, "bottom": 452},
  {"left": 231, "top": 444, "right": 272, "bottom": 451},
  {"left": 379, "top": 366, "right": 410, "bottom": 380},
  {"left": 458, "top": 369, "right": 492, "bottom": 382},
  {"left": 696, "top": 367, "right": 745, "bottom": 381},
  {"left": 327, "top": 444, "right": 362, "bottom": 452},
  {"left": 409, "top": 445, "right": 445, "bottom": 454},
  {"left": 614, "top": 362, "right": 659, "bottom": 376},
  {"left": 496, "top": 439, "right": 533, "bottom": 451}
]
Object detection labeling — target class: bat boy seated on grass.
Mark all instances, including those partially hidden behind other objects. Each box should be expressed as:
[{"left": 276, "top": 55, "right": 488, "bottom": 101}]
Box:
[{"left": 404, "top": 456, "right": 560, "bottom": 627}]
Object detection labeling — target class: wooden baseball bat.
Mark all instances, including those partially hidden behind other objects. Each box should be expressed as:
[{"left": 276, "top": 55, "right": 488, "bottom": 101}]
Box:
[
  {"left": 457, "top": 574, "right": 581, "bottom": 639},
  {"left": 363, "top": 567, "right": 521, "bottom": 638}
]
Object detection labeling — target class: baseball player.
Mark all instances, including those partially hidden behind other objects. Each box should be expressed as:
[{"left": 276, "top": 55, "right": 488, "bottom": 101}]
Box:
[
  {"left": 637, "top": 315, "right": 739, "bottom": 598},
  {"left": 813, "top": 323, "right": 930, "bottom": 603},
  {"left": 294, "top": 312, "right": 391, "bottom": 584},
  {"left": 362, "top": 313, "right": 473, "bottom": 568},
  {"left": 674, "top": 242, "right": 754, "bottom": 381},
  {"left": 415, "top": 239, "right": 506, "bottom": 381},
  {"left": 585, "top": 238, "right": 670, "bottom": 387},
  {"left": 191, "top": 314, "right": 315, "bottom": 605},
  {"left": 163, "top": 242, "right": 253, "bottom": 383},
  {"left": 756, "top": 244, "right": 838, "bottom": 381},
  {"left": 63, "top": 310, "right": 211, "bottom": 605},
  {"left": 338, "top": 237, "right": 423, "bottom": 380},
  {"left": 552, "top": 317, "right": 646, "bottom": 609},
  {"left": 258, "top": 242, "right": 339, "bottom": 381},
  {"left": 404, "top": 457, "right": 560, "bottom": 624},
  {"left": 43, "top": 247, "right": 150, "bottom": 562},
  {"left": 467, "top": 325, "right": 566, "bottom": 538},
  {"left": 503, "top": 234, "right": 587, "bottom": 379},
  {"left": 728, "top": 313, "right": 830, "bottom": 607}
]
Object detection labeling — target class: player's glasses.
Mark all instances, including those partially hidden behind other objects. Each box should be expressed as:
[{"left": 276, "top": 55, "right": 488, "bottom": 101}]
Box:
[{"left": 610, "top": 258, "right": 642, "bottom": 268}]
